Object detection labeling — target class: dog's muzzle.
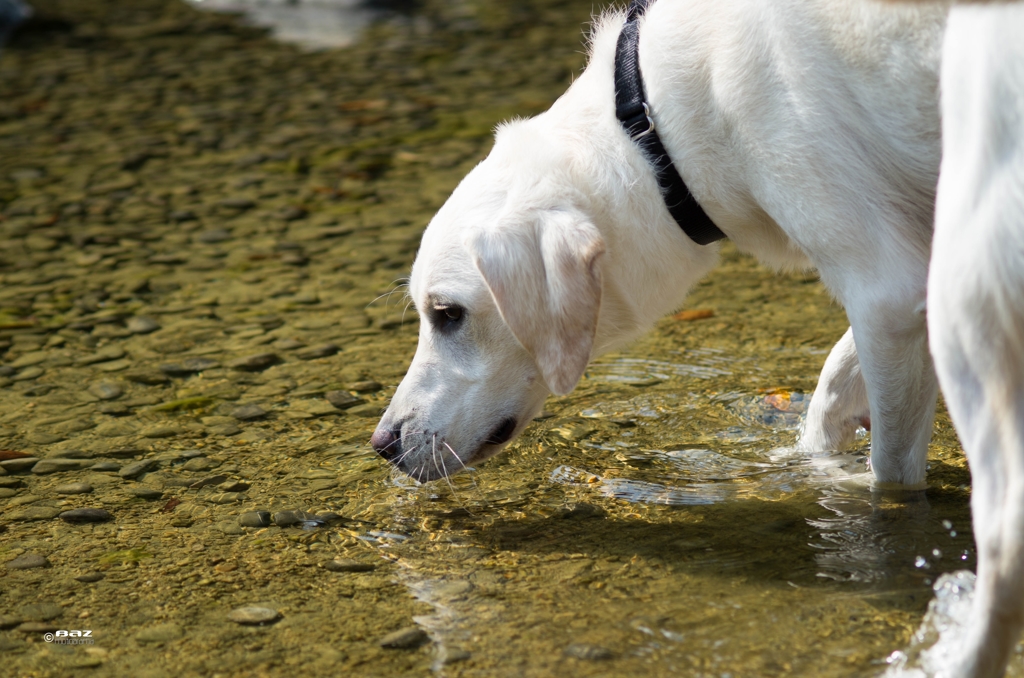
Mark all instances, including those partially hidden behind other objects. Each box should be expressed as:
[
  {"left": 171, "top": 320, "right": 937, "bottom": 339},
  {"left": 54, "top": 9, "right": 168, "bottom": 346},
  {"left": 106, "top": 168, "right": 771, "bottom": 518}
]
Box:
[{"left": 370, "top": 428, "right": 402, "bottom": 462}]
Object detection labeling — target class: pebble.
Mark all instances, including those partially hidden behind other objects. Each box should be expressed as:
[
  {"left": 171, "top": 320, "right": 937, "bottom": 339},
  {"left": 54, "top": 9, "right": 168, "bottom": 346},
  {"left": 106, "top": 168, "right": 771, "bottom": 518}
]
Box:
[
  {"left": 91, "top": 461, "right": 121, "bottom": 472},
  {"left": 210, "top": 423, "right": 241, "bottom": 436},
  {"left": 218, "top": 480, "right": 250, "bottom": 492},
  {"left": 378, "top": 626, "right": 429, "bottom": 649},
  {"left": 563, "top": 643, "right": 614, "bottom": 661},
  {"left": 118, "top": 459, "right": 157, "bottom": 479},
  {"left": 7, "top": 506, "right": 60, "bottom": 521},
  {"left": 0, "top": 487, "right": 16, "bottom": 497},
  {"left": 10, "top": 351, "right": 49, "bottom": 368},
  {"left": 182, "top": 457, "right": 218, "bottom": 472},
  {"left": 0, "top": 458, "right": 39, "bottom": 474},
  {"left": 296, "top": 343, "right": 339, "bottom": 360},
  {"left": 11, "top": 366, "right": 43, "bottom": 381},
  {"left": 131, "top": 487, "right": 163, "bottom": 500},
  {"left": 60, "top": 508, "right": 114, "bottom": 523},
  {"left": 88, "top": 381, "right": 124, "bottom": 400},
  {"left": 98, "top": 403, "right": 131, "bottom": 415},
  {"left": 159, "top": 357, "right": 220, "bottom": 376},
  {"left": 347, "top": 380, "right": 383, "bottom": 393},
  {"left": 32, "top": 458, "right": 93, "bottom": 474},
  {"left": 273, "top": 338, "right": 305, "bottom": 350},
  {"left": 324, "top": 390, "right": 362, "bottom": 409},
  {"left": 76, "top": 345, "right": 126, "bottom": 366},
  {"left": 135, "top": 623, "right": 184, "bottom": 643},
  {"left": 0, "top": 615, "right": 22, "bottom": 630},
  {"left": 124, "top": 371, "right": 170, "bottom": 385},
  {"left": 5, "top": 553, "right": 50, "bottom": 569},
  {"left": 55, "top": 482, "right": 94, "bottom": 495},
  {"left": 0, "top": 476, "right": 23, "bottom": 487},
  {"left": 238, "top": 511, "right": 272, "bottom": 528},
  {"left": 74, "top": 572, "right": 105, "bottom": 583},
  {"left": 207, "top": 492, "right": 242, "bottom": 504},
  {"left": 227, "top": 606, "right": 280, "bottom": 625},
  {"left": 126, "top": 316, "right": 161, "bottom": 334},
  {"left": 20, "top": 603, "right": 63, "bottom": 621},
  {"left": 228, "top": 352, "right": 281, "bottom": 372},
  {"left": 231, "top": 404, "right": 267, "bottom": 421},
  {"left": 273, "top": 510, "right": 312, "bottom": 527},
  {"left": 189, "top": 474, "right": 227, "bottom": 489},
  {"left": 324, "top": 559, "right": 376, "bottom": 573},
  {"left": 141, "top": 425, "right": 182, "bottom": 439}
]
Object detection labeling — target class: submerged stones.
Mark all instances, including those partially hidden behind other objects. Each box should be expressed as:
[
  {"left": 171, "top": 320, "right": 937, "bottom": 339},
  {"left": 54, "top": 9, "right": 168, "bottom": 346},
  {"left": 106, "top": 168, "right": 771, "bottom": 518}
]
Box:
[
  {"left": 5, "top": 554, "right": 50, "bottom": 570},
  {"left": 59, "top": 508, "right": 114, "bottom": 523},
  {"left": 227, "top": 606, "right": 280, "bottom": 626},
  {"left": 378, "top": 626, "right": 429, "bottom": 649}
]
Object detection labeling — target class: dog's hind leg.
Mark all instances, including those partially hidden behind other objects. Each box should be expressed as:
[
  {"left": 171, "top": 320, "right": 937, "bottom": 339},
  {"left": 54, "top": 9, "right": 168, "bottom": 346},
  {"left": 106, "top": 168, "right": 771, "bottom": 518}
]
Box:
[
  {"left": 800, "top": 326, "right": 871, "bottom": 453},
  {"left": 929, "top": 6, "right": 1024, "bottom": 674}
]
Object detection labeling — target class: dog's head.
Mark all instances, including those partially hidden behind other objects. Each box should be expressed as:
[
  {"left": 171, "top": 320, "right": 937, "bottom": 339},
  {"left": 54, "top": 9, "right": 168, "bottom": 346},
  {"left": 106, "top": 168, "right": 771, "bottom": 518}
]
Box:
[{"left": 370, "top": 118, "right": 608, "bottom": 481}]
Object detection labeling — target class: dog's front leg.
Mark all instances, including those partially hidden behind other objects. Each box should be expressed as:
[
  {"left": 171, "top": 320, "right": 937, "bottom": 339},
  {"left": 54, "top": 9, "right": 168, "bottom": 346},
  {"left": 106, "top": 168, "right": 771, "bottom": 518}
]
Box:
[
  {"left": 800, "top": 326, "right": 870, "bottom": 453},
  {"left": 845, "top": 297, "right": 938, "bottom": 487}
]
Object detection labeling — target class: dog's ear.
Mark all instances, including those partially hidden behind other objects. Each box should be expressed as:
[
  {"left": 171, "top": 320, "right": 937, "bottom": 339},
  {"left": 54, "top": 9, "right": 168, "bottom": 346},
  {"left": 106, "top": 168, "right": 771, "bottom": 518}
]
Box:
[{"left": 467, "top": 209, "right": 605, "bottom": 395}]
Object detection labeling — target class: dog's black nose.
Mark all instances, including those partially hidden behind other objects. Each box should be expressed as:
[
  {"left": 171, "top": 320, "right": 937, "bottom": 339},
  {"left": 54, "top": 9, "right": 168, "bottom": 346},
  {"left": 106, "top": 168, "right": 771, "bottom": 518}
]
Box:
[{"left": 370, "top": 428, "right": 403, "bottom": 462}]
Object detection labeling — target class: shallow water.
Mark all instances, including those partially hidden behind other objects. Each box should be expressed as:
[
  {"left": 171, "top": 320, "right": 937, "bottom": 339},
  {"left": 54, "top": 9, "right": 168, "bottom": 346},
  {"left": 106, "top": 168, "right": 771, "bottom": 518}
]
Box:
[{"left": 0, "top": 0, "right": 1016, "bottom": 675}]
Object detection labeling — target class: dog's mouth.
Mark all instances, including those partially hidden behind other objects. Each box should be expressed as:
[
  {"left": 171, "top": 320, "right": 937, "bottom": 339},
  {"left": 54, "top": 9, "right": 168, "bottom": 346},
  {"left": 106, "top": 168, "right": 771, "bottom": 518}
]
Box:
[{"left": 484, "top": 417, "right": 517, "bottom": 447}]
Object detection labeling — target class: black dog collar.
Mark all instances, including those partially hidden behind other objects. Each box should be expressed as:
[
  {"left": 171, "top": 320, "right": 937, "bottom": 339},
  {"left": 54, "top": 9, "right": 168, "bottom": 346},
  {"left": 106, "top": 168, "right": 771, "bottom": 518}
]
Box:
[{"left": 614, "top": 0, "right": 726, "bottom": 246}]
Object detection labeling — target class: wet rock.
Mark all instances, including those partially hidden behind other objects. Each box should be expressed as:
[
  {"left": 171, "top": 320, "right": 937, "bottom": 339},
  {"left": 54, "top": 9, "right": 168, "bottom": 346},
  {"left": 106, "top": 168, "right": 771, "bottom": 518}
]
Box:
[
  {"left": 239, "top": 511, "right": 272, "bottom": 528},
  {"left": 11, "top": 366, "right": 43, "bottom": 381},
  {"left": 325, "top": 390, "right": 362, "bottom": 410},
  {"left": 118, "top": 459, "right": 157, "bottom": 479},
  {"left": 273, "top": 338, "right": 305, "bottom": 350},
  {"left": 189, "top": 474, "right": 227, "bottom": 489},
  {"left": 0, "top": 457, "right": 41, "bottom": 473},
  {"left": 218, "top": 480, "right": 250, "bottom": 492},
  {"left": 324, "top": 559, "right": 376, "bottom": 573},
  {"left": 296, "top": 343, "right": 338, "bottom": 360},
  {"left": 126, "top": 316, "right": 161, "bottom": 334},
  {"left": 60, "top": 508, "right": 113, "bottom": 523},
  {"left": 20, "top": 603, "right": 63, "bottom": 621},
  {"left": 74, "top": 572, "right": 105, "bottom": 583},
  {"left": 54, "top": 482, "right": 93, "bottom": 495},
  {"left": 159, "top": 357, "right": 220, "bottom": 376},
  {"left": 88, "top": 380, "right": 124, "bottom": 400},
  {"left": 17, "top": 621, "right": 59, "bottom": 633},
  {"left": 76, "top": 345, "right": 126, "bottom": 366},
  {"left": 378, "top": 626, "right": 429, "bottom": 649},
  {"left": 124, "top": 371, "right": 170, "bottom": 385},
  {"left": 131, "top": 487, "right": 163, "bottom": 500},
  {"left": 6, "top": 506, "right": 59, "bottom": 521},
  {"left": 563, "top": 643, "right": 614, "bottom": 661},
  {"left": 5, "top": 553, "right": 50, "bottom": 569},
  {"left": 91, "top": 461, "right": 121, "bottom": 472},
  {"left": 346, "top": 380, "right": 383, "bottom": 393},
  {"left": 231, "top": 404, "right": 267, "bottom": 421},
  {"left": 210, "top": 423, "right": 241, "bottom": 436},
  {"left": 0, "top": 488, "right": 17, "bottom": 497},
  {"left": 141, "top": 425, "right": 182, "bottom": 439},
  {"left": 98, "top": 402, "right": 131, "bottom": 416},
  {"left": 347, "top": 403, "right": 383, "bottom": 418},
  {"left": 196, "top": 228, "right": 232, "bottom": 243},
  {"left": 228, "top": 606, "right": 280, "bottom": 625},
  {"left": 228, "top": 353, "right": 281, "bottom": 372},
  {"left": 0, "top": 615, "right": 22, "bottom": 629},
  {"left": 291, "top": 400, "right": 339, "bottom": 417},
  {"left": 207, "top": 492, "right": 242, "bottom": 504},
  {"left": 32, "top": 458, "right": 93, "bottom": 474},
  {"left": 273, "top": 510, "right": 313, "bottom": 527},
  {"left": 135, "top": 623, "right": 184, "bottom": 644},
  {"left": 10, "top": 351, "right": 48, "bottom": 368},
  {"left": 182, "top": 457, "right": 218, "bottom": 472}
]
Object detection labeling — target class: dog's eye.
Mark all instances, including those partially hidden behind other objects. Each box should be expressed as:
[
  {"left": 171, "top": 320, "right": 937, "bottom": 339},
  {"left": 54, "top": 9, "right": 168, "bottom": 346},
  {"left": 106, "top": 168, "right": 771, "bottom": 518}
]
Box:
[{"left": 431, "top": 304, "right": 464, "bottom": 332}]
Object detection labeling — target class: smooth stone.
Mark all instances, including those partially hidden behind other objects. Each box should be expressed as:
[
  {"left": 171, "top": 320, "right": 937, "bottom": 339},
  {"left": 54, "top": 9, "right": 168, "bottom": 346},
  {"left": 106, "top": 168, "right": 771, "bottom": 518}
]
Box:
[
  {"left": 11, "top": 366, "right": 43, "bottom": 381},
  {"left": 0, "top": 477, "right": 23, "bottom": 487},
  {"left": 8, "top": 494, "right": 40, "bottom": 506},
  {"left": 124, "top": 371, "right": 169, "bottom": 385},
  {"left": 159, "top": 357, "right": 220, "bottom": 376},
  {"left": 228, "top": 353, "right": 281, "bottom": 372},
  {"left": 272, "top": 510, "right": 310, "bottom": 527},
  {"left": 209, "top": 423, "right": 241, "bottom": 436},
  {"left": 7, "top": 506, "right": 60, "bottom": 521},
  {"left": 217, "top": 480, "right": 250, "bottom": 492},
  {"left": 5, "top": 553, "right": 50, "bottom": 569},
  {"left": 378, "top": 626, "right": 429, "bottom": 649},
  {"left": 207, "top": 492, "right": 242, "bottom": 504},
  {"left": 296, "top": 344, "right": 339, "bottom": 360},
  {"left": 131, "top": 487, "right": 163, "bottom": 500},
  {"left": 126, "top": 316, "right": 160, "bottom": 334},
  {"left": 227, "top": 606, "right": 280, "bottom": 625},
  {"left": 10, "top": 351, "right": 48, "bottom": 368},
  {"left": 188, "top": 474, "right": 227, "bottom": 489},
  {"left": 97, "top": 358, "right": 131, "bottom": 372},
  {"left": 20, "top": 603, "right": 63, "bottom": 621},
  {"left": 141, "top": 425, "right": 182, "bottom": 439},
  {"left": 0, "top": 615, "right": 22, "bottom": 629},
  {"left": 346, "top": 403, "right": 383, "bottom": 418},
  {"left": 118, "top": 459, "right": 157, "bottom": 479},
  {"left": 292, "top": 400, "right": 338, "bottom": 417},
  {"left": 55, "top": 482, "right": 94, "bottom": 495},
  {"left": 324, "top": 390, "right": 362, "bottom": 410},
  {"left": 76, "top": 346, "right": 125, "bottom": 366},
  {"left": 91, "top": 461, "right": 121, "bottom": 472},
  {"left": 196, "top": 228, "right": 232, "bottom": 243},
  {"left": 0, "top": 458, "right": 37, "bottom": 475},
  {"left": 88, "top": 381, "right": 123, "bottom": 400},
  {"left": 0, "top": 487, "right": 16, "bottom": 497},
  {"left": 74, "top": 572, "right": 105, "bottom": 583},
  {"left": 238, "top": 511, "right": 271, "bottom": 528},
  {"left": 135, "top": 623, "right": 184, "bottom": 643},
  {"left": 563, "top": 644, "right": 614, "bottom": 661},
  {"left": 231, "top": 404, "right": 267, "bottom": 421},
  {"left": 182, "top": 457, "right": 218, "bottom": 472},
  {"left": 273, "top": 338, "right": 305, "bottom": 350},
  {"left": 17, "top": 621, "right": 58, "bottom": 633},
  {"left": 347, "top": 380, "right": 383, "bottom": 393},
  {"left": 324, "top": 559, "right": 376, "bottom": 573},
  {"left": 98, "top": 403, "right": 131, "bottom": 415},
  {"left": 60, "top": 508, "right": 113, "bottom": 523},
  {"left": 32, "top": 458, "right": 93, "bottom": 474}
]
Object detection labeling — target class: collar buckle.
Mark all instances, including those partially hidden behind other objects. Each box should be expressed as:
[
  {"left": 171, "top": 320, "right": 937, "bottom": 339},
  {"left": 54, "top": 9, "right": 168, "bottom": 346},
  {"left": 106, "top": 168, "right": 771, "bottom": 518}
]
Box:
[{"left": 631, "top": 102, "right": 656, "bottom": 140}]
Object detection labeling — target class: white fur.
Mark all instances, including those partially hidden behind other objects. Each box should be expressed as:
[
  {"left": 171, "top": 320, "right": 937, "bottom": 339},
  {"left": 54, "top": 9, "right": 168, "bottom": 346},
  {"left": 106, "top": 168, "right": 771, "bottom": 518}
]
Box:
[
  {"left": 928, "top": 4, "right": 1024, "bottom": 676},
  {"left": 374, "top": 0, "right": 946, "bottom": 486}
]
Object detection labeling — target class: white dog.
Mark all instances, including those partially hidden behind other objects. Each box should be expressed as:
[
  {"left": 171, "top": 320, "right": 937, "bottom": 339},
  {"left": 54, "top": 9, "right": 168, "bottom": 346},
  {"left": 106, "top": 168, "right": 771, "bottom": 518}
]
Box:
[
  {"left": 926, "top": 3, "right": 1024, "bottom": 676},
  {"left": 372, "top": 0, "right": 946, "bottom": 486}
]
